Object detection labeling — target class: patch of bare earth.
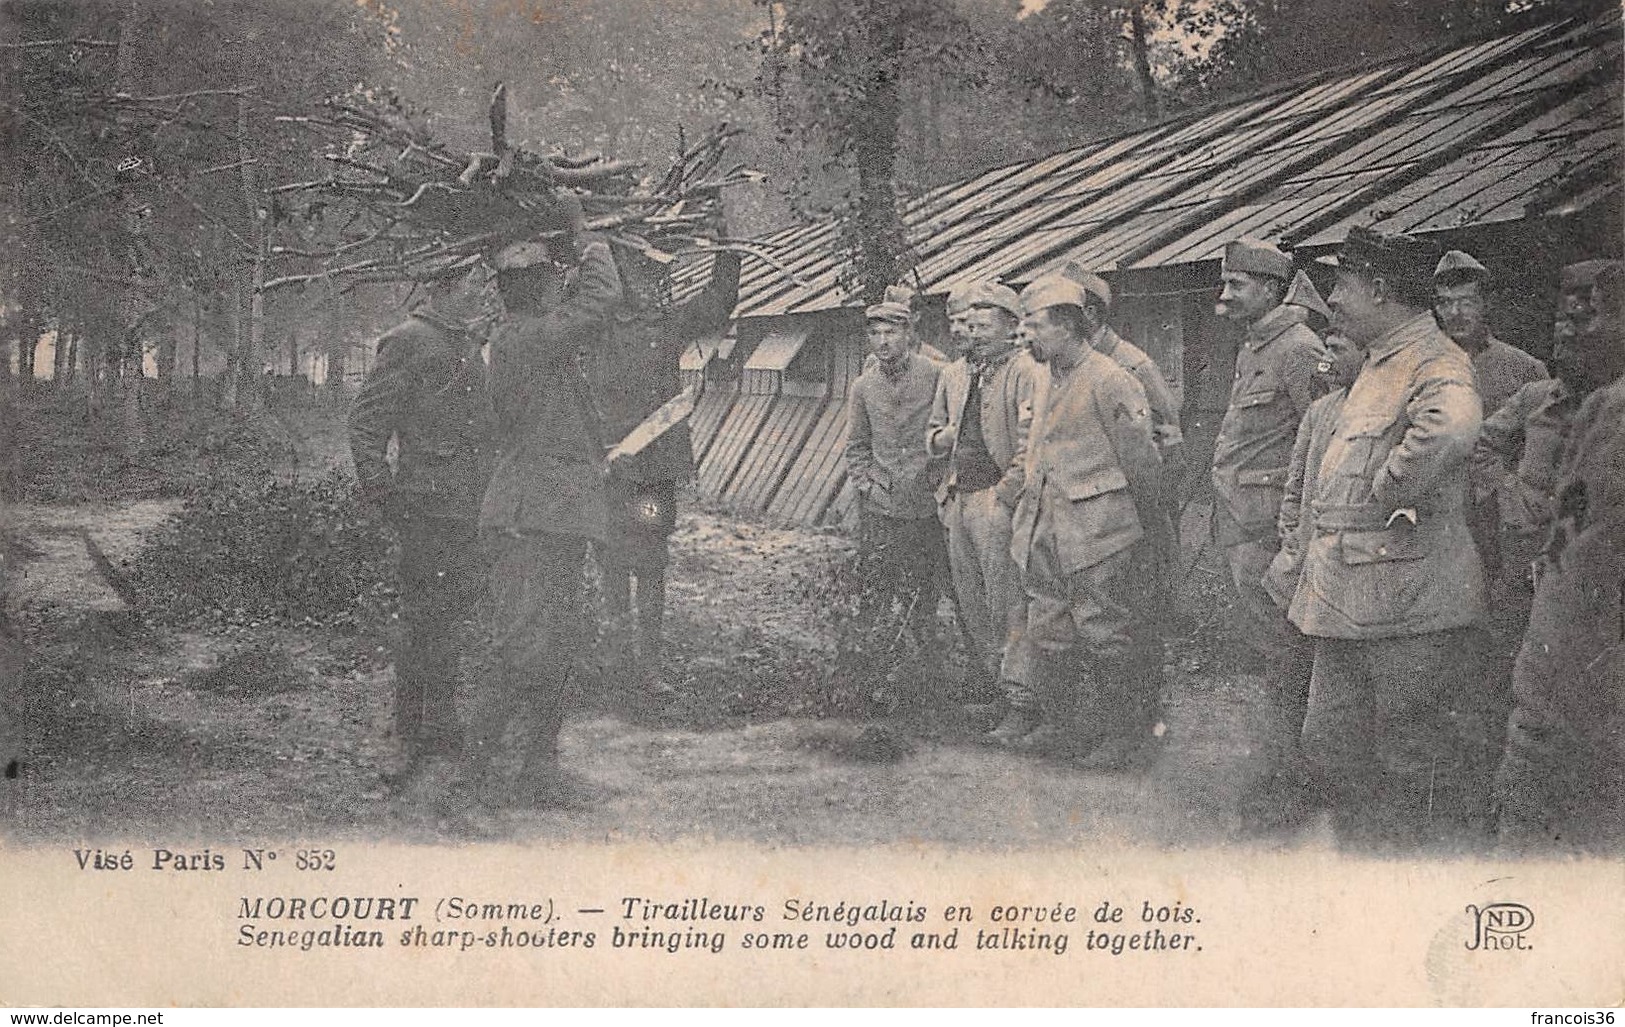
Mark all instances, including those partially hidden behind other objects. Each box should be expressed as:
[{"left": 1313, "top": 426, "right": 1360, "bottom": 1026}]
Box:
[{"left": 4, "top": 477, "right": 1304, "bottom": 850}]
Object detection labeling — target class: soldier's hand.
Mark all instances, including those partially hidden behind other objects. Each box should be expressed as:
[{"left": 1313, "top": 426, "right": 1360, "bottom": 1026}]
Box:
[{"left": 555, "top": 189, "right": 587, "bottom": 239}]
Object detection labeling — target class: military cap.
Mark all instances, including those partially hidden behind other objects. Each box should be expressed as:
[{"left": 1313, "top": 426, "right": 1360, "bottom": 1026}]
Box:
[
  {"left": 1434, "top": 249, "right": 1489, "bottom": 285},
  {"left": 1056, "top": 262, "right": 1112, "bottom": 307},
  {"left": 1284, "top": 269, "right": 1331, "bottom": 323},
  {"left": 952, "top": 281, "right": 1022, "bottom": 320},
  {"left": 883, "top": 283, "right": 918, "bottom": 308},
  {"left": 1326, "top": 226, "right": 1441, "bottom": 292},
  {"left": 1223, "top": 238, "right": 1294, "bottom": 282},
  {"left": 1019, "top": 275, "right": 1091, "bottom": 318},
  {"left": 493, "top": 238, "right": 554, "bottom": 271},
  {"left": 865, "top": 300, "right": 912, "bottom": 325},
  {"left": 945, "top": 283, "right": 977, "bottom": 315},
  {"left": 1559, "top": 259, "right": 1622, "bottom": 293}
]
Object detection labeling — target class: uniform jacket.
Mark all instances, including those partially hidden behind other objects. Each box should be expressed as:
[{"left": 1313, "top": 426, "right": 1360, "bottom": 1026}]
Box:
[
  {"left": 349, "top": 312, "right": 493, "bottom": 523},
  {"left": 1511, "top": 377, "right": 1625, "bottom": 741},
  {"left": 584, "top": 251, "right": 740, "bottom": 484},
  {"left": 1265, "top": 388, "right": 1346, "bottom": 610},
  {"left": 1472, "top": 378, "right": 1582, "bottom": 539},
  {"left": 1011, "top": 346, "right": 1162, "bottom": 576},
  {"left": 925, "top": 348, "right": 1047, "bottom": 510},
  {"left": 845, "top": 351, "right": 942, "bottom": 520},
  {"left": 480, "top": 236, "right": 623, "bottom": 539},
  {"left": 1470, "top": 336, "right": 1548, "bottom": 419},
  {"left": 1093, "top": 325, "right": 1183, "bottom": 454},
  {"left": 1288, "top": 312, "right": 1486, "bottom": 639},
  {"left": 1210, "top": 304, "right": 1326, "bottom": 546}
]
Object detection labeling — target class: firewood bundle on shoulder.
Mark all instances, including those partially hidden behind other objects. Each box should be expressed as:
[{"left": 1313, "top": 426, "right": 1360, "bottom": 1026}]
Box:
[{"left": 265, "top": 83, "right": 765, "bottom": 292}]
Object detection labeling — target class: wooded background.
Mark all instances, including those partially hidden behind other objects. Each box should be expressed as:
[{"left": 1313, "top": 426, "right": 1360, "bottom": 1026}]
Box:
[{"left": 0, "top": 0, "right": 1609, "bottom": 463}]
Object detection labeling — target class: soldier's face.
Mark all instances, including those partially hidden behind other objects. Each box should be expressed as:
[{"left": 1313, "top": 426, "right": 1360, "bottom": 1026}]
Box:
[
  {"left": 947, "top": 310, "right": 972, "bottom": 355},
  {"left": 1218, "top": 271, "right": 1279, "bottom": 324},
  {"left": 1023, "top": 307, "right": 1075, "bottom": 365},
  {"left": 964, "top": 307, "right": 1016, "bottom": 361},
  {"left": 866, "top": 320, "right": 911, "bottom": 365},
  {"left": 1553, "top": 288, "right": 1593, "bottom": 350},
  {"left": 1328, "top": 269, "right": 1384, "bottom": 348},
  {"left": 1433, "top": 280, "right": 1488, "bottom": 346},
  {"left": 1552, "top": 283, "right": 1621, "bottom": 391}
]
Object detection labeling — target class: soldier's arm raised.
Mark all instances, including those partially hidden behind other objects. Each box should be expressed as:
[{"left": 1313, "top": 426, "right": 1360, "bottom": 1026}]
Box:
[
  {"left": 673, "top": 250, "right": 741, "bottom": 342},
  {"left": 543, "top": 235, "right": 624, "bottom": 347}
]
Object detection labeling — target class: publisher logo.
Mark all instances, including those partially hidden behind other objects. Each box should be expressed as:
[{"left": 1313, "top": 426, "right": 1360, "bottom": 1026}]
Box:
[{"left": 1465, "top": 902, "right": 1533, "bottom": 951}]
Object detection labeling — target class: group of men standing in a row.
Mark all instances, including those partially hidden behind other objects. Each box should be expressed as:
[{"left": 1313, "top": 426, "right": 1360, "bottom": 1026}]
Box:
[{"left": 844, "top": 225, "right": 1623, "bottom": 851}]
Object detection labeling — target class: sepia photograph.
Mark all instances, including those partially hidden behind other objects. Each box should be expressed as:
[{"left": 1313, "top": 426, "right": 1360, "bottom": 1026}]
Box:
[{"left": 0, "top": 0, "right": 1621, "bottom": 1009}]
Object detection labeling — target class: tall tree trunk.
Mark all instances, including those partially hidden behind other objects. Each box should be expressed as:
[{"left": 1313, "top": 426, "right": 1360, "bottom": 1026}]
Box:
[
  {"left": 1129, "top": 0, "right": 1159, "bottom": 123},
  {"left": 851, "top": 30, "right": 907, "bottom": 304},
  {"left": 228, "top": 90, "right": 266, "bottom": 414}
]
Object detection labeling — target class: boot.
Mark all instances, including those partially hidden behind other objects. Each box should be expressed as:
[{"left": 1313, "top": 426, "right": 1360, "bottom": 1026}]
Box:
[{"left": 984, "top": 704, "right": 1042, "bottom": 747}]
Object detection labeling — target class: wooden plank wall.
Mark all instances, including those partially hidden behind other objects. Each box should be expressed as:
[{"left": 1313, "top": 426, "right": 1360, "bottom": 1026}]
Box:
[
  {"left": 768, "top": 399, "right": 850, "bottom": 525},
  {"left": 697, "top": 393, "right": 776, "bottom": 498},
  {"left": 688, "top": 385, "right": 738, "bottom": 467},
  {"left": 725, "top": 395, "right": 825, "bottom": 512}
]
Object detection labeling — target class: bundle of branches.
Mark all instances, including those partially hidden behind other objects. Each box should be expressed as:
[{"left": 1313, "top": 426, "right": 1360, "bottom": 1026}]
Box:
[{"left": 265, "top": 83, "right": 769, "bottom": 292}]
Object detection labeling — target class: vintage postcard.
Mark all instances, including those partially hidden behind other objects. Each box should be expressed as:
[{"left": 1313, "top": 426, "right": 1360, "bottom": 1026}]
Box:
[{"left": 2, "top": 0, "right": 1621, "bottom": 1009}]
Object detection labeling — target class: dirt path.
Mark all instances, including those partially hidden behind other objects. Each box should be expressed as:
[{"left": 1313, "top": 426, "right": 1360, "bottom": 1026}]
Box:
[{"left": 3, "top": 489, "right": 1301, "bottom": 849}]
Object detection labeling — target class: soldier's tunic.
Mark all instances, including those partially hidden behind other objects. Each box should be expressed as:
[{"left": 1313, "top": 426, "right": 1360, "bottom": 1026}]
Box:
[
  {"left": 1211, "top": 303, "right": 1326, "bottom": 761},
  {"left": 1005, "top": 346, "right": 1163, "bottom": 735},
  {"left": 1469, "top": 337, "right": 1548, "bottom": 421},
  {"left": 927, "top": 348, "right": 1046, "bottom": 680},
  {"left": 1093, "top": 325, "right": 1182, "bottom": 455},
  {"left": 586, "top": 251, "right": 740, "bottom": 569},
  {"left": 1495, "top": 378, "right": 1625, "bottom": 849},
  {"left": 846, "top": 350, "right": 944, "bottom": 634},
  {"left": 475, "top": 237, "right": 622, "bottom": 769},
  {"left": 1288, "top": 312, "right": 1487, "bottom": 848},
  {"left": 1461, "top": 337, "right": 1549, "bottom": 581},
  {"left": 349, "top": 311, "right": 493, "bottom": 753}
]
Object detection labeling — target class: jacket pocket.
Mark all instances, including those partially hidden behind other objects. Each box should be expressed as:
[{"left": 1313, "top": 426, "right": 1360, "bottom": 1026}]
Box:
[
  {"left": 1063, "top": 467, "right": 1130, "bottom": 502},
  {"left": 1340, "top": 527, "right": 1427, "bottom": 564}
]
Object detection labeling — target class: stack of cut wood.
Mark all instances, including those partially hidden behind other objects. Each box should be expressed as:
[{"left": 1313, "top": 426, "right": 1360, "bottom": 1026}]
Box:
[{"left": 265, "top": 83, "right": 764, "bottom": 291}]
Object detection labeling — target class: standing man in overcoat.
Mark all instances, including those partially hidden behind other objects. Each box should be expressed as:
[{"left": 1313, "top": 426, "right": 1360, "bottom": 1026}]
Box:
[
  {"left": 1290, "top": 227, "right": 1487, "bottom": 850},
  {"left": 349, "top": 270, "right": 494, "bottom": 791},
  {"left": 926, "top": 282, "right": 1045, "bottom": 711},
  {"left": 1209, "top": 238, "right": 1328, "bottom": 815},
  {"left": 589, "top": 241, "right": 740, "bottom": 694},
  {"left": 473, "top": 197, "right": 623, "bottom": 807},
  {"left": 999, "top": 276, "right": 1167, "bottom": 768},
  {"left": 1494, "top": 263, "right": 1625, "bottom": 851}
]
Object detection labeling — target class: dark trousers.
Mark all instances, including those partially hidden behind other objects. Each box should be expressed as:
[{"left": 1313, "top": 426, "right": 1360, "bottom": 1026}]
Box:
[
  {"left": 1301, "top": 628, "right": 1490, "bottom": 850},
  {"left": 469, "top": 531, "right": 588, "bottom": 773},
  {"left": 1226, "top": 538, "right": 1315, "bottom": 765},
  {"left": 856, "top": 510, "right": 945, "bottom": 639},
  {"left": 1004, "top": 542, "right": 1161, "bottom": 737},
  {"left": 393, "top": 516, "right": 485, "bottom": 754}
]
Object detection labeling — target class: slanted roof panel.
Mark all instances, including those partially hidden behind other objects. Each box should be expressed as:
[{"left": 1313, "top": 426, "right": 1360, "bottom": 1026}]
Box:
[{"left": 731, "top": 10, "right": 1621, "bottom": 318}]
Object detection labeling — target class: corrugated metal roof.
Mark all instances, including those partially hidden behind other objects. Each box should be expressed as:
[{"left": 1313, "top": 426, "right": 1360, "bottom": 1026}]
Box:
[{"left": 727, "top": 11, "right": 1620, "bottom": 318}]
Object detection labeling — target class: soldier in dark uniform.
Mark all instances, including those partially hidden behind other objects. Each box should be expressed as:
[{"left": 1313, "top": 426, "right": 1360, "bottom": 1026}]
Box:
[
  {"left": 472, "top": 196, "right": 623, "bottom": 807},
  {"left": 1495, "top": 263, "right": 1625, "bottom": 851},
  {"left": 348, "top": 269, "right": 495, "bottom": 789},
  {"left": 589, "top": 242, "right": 740, "bottom": 694}
]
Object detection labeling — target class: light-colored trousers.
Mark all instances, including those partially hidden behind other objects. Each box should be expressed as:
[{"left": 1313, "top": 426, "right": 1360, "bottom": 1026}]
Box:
[{"left": 941, "top": 486, "right": 1022, "bottom": 680}]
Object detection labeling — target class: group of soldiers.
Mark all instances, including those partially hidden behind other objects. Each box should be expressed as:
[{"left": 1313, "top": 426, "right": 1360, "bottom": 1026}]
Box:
[
  {"left": 345, "top": 186, "right": 1620, "bottom": 847},
  {"left": 348, "top": 197, "right": 739, "bottom": 812},
  {"left": 843, "top": 226, "right": 1623, "bottom": 852}
]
